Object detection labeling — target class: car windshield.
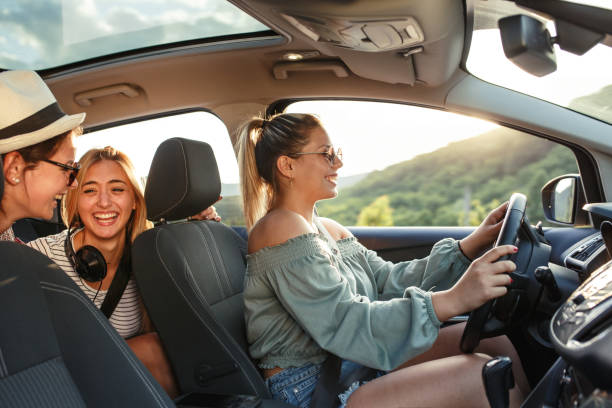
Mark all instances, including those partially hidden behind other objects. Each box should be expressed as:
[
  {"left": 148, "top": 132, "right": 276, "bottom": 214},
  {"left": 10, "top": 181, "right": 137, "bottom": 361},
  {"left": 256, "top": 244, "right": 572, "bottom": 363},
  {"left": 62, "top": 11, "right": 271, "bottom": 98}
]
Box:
[
  {"left": 467, "top": 0, "right": 612, "bottom": 124},
  {"left": 0, "top": 0, "right": 272, "bottom": 71}
]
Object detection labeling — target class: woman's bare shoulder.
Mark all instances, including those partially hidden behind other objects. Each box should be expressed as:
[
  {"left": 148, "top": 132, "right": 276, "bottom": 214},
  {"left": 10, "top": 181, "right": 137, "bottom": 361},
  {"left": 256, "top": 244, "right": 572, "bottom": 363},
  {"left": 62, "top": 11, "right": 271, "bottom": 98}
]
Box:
[
  {"left": 318, "top": 217, "right": 353, "bottom": 241},
  {"left": 248, "top": 210, "right": 315, "bottom": 254}
]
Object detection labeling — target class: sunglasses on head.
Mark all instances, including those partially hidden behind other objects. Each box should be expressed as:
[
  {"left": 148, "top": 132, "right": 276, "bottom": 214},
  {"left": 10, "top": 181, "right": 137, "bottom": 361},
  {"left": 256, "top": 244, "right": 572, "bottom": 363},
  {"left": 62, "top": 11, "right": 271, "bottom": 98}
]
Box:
[
  {"left": 294, "top": 146, "right": 343, "bottom": 165},
  {"left": 43, "top": 159, "right": 80, "bottom": 186}
]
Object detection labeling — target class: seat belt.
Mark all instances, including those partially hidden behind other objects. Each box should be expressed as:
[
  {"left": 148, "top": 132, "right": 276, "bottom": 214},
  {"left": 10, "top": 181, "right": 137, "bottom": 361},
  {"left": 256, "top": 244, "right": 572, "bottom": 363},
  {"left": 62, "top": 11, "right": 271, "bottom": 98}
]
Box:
[
  {"left": 310, "top": 354, "right": 342, "bottom": 408},
  {"left": 309, "top": 219, "right": 379, "bottom": 407},
  {"left": 309, "top": 221, "right": 343, "bottom": 408},
  {"left": 310, "top": 355, "right": 379, "bottom": 408},
  {"left": 100, "top": 242, "right": 131, "bottom": 318},
  {"left": 338, "top": 365, "right": 378, "bottom": 390}
]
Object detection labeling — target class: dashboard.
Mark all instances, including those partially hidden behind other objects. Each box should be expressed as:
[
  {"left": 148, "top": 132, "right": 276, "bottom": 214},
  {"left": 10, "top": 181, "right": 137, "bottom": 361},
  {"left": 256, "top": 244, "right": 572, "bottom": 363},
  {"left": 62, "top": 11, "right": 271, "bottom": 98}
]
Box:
[
  {"left": 548, "top": 259, "right": 612, "bottom": 407},
  {"left": 525, "top": 210, "right": 612, "bottom": 407}
]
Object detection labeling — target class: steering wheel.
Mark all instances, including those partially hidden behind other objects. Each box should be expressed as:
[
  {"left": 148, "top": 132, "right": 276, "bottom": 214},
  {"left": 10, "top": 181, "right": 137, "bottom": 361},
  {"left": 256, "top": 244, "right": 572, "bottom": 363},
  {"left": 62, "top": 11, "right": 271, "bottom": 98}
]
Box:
[{"left": 460, "top": 193, "right": 527, "bottom": 353}]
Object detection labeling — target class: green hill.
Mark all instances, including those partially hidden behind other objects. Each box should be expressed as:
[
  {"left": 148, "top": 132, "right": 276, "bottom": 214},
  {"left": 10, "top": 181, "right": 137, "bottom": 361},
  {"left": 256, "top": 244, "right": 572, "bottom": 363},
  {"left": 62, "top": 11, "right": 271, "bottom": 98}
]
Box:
[
  {"left": 217, "top": 128, "right": 578, "bottom": 227},
  {"left": 317, "top": 128, "right": 578, "bottom": 226}
]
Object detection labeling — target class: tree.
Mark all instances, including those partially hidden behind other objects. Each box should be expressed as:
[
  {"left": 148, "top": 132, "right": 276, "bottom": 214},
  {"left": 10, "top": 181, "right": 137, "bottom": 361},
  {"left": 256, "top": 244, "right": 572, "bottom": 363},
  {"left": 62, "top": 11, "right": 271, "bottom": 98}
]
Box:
[
  {"left": 459, "top": 199, "right": 500, "bottom": 226},
  {"left": 357, "top": 195, "right": 393, "bottom": 226}
]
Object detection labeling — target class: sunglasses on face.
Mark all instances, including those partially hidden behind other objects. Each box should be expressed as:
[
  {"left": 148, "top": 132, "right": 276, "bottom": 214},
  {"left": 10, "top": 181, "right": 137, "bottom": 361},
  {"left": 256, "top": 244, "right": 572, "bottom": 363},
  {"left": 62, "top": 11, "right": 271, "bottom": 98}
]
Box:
[
  {"left": 43, "top": 159, "right": 80, "bottom": 186},
  {"left": 294, "top": 147, "right": 343, "bottom": 165}
]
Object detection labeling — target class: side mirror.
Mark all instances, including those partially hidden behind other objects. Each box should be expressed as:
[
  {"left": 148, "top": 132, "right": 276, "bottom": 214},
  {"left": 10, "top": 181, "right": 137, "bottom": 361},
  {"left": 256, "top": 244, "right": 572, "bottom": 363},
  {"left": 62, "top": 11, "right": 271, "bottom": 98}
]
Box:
[
  {"left": 541, "top": 174, "right": 589, "bottom": 226},
  {"left": 498, "top": 14, "right": 557, "bottom": 77}
]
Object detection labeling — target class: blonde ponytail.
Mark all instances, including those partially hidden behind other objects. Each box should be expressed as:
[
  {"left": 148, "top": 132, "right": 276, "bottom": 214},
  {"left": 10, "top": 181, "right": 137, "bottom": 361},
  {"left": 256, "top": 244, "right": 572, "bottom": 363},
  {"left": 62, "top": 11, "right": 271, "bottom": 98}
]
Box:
[
  {"left": 237, "top": 118, "right": 269, "bottom": 230},
  {"left": 236, "top": 113, "right": 322, "bottom": 230}
]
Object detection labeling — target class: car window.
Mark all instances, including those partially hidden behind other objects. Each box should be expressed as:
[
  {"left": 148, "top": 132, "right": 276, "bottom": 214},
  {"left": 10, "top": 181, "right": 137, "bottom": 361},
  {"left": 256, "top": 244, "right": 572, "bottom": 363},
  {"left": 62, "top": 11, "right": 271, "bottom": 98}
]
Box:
[
  {"left": 467, "top": 0, "right": 612, "bottom": 124},
  {"left": 1, "top": 0, "right": 272, "bottom": 71},
  {"left": 77, "top": 111, "right": 243, "bottom": 224},
  {"left": 286, "top": 100, "right": 579, "bottom": 227}
]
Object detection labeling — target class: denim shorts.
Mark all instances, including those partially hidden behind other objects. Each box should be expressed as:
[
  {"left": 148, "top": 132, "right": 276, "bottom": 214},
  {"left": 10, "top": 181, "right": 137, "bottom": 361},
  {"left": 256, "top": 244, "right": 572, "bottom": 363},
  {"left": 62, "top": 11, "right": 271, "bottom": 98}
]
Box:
[{"left": 265, "top": 360, "right": 385, "bottom": 408}]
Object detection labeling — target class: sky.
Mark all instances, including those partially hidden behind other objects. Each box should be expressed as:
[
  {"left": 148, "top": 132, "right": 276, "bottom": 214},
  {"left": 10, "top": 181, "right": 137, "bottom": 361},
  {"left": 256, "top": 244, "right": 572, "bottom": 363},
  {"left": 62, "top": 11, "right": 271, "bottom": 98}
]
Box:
[{"left": 0, "top": 0, "right": 268, "bottom": 70}]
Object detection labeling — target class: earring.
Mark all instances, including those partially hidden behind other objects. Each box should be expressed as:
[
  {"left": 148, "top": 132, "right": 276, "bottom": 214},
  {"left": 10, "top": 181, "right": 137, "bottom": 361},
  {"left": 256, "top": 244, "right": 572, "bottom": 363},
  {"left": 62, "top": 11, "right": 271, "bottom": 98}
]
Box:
[
  {"left": 290, "top": 177, "right": 293, "bottom": 187},
  {"left": 12, "top": 178, "right": 20, "bottom": 183}
]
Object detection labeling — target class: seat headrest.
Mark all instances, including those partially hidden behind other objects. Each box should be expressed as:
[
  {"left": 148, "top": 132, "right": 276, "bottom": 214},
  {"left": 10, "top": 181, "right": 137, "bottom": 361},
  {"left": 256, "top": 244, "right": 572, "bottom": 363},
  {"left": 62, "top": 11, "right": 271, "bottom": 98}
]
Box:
[{"left": 145, "top": 138, "right": 221, "bottom": 222}]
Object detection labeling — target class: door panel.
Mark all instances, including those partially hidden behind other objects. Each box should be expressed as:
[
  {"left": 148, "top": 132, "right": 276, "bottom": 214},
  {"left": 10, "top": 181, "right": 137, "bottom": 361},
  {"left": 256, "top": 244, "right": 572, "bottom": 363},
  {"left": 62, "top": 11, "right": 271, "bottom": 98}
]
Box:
[
  {"left": 234, "top": 225, "right": 598, "bottom": 266},
  {"left": 349, "top": 226, "right": 475, "bottom": 262}
]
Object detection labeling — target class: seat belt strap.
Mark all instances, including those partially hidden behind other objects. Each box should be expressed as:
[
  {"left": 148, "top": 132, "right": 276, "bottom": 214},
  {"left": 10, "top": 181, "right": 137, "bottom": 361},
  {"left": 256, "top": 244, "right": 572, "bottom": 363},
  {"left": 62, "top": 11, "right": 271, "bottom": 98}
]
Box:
[
  {"left": 100, "top": 243, "right": 131, "bottom": 318},
  {"left": 310, "top": 354, "right": 342, "bottom": 408},
  {"left": 339, "top": 365, "right": 378, "bottom": 390}
]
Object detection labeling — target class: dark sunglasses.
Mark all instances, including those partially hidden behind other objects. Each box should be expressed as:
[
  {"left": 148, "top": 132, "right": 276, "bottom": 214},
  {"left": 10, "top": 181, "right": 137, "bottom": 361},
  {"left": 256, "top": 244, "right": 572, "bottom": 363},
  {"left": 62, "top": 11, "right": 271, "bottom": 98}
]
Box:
[
  {"left": 294, "top": 147, "right": 343, "bottom": 165},
  {"left": 43, "top": 159, "right": 80, "bottom": 186}
]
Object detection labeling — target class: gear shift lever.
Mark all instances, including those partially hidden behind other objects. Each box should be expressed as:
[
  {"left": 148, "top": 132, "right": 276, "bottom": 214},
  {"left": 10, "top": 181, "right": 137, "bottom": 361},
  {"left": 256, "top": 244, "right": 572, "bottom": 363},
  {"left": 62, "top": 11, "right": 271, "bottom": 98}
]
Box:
[{"left": 482, "top": 356, "right": 515, "bottom": 408}]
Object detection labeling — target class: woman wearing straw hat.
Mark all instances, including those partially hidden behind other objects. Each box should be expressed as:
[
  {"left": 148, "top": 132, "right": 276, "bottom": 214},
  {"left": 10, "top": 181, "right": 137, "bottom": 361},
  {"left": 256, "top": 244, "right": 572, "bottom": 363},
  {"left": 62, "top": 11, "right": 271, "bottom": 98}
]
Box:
[
  {"left": 0, "top": 70, "right": 220, "bottom": 240},
  {"left": 0, "top": 70, "right": 84, "bottom": 241}
]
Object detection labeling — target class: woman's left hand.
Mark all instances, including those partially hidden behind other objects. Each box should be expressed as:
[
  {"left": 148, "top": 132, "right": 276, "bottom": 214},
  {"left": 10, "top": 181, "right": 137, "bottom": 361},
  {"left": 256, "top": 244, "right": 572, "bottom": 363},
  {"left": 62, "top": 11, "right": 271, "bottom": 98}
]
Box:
[
  {"left": 459, "top": 201, "right": 508, "bottom": 260},
  {"left": 189, "top": 196, "right": 222, "bottom": 222},
  {"left": 190, "top": 205, "right": 221, "bottom": 222}
]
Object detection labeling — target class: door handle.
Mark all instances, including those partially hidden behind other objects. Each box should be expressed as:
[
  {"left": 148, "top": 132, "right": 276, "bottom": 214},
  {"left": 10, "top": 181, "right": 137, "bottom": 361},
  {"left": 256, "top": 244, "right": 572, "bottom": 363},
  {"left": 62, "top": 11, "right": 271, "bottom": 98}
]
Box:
[
  {"left": 74, "top": 84, "right": 140, "bottom": 107},
  {"left": 273, "top": 61, "right": 349, "bottom": 79}
]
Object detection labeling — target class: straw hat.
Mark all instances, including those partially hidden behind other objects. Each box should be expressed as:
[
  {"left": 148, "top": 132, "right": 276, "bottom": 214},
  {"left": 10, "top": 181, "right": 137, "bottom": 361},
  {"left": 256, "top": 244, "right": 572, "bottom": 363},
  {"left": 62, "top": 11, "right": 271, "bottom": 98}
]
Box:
[{"left": 0, "top": 70, "right": 85, "bottom": 154}]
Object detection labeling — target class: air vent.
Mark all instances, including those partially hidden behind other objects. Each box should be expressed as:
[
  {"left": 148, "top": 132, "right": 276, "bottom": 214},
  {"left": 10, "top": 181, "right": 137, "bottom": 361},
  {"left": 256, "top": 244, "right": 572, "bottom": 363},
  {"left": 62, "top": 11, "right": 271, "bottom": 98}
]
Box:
[
  {"left": 566, "top": 234, "right": 608, "bottom": 280},
  {"left": 571, "top": 236, "right": 603, "bottom": 261}
]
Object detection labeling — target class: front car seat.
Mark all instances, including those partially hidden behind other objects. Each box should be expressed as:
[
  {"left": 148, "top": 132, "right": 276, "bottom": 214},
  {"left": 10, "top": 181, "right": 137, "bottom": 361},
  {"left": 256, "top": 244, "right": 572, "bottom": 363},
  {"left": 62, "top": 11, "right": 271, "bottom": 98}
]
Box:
[
  {"left": 0, "top": 157, "right": 174, "bottom": 407},
  {"left": 132, "top": 138, "right": 272, "bottom": 399}
]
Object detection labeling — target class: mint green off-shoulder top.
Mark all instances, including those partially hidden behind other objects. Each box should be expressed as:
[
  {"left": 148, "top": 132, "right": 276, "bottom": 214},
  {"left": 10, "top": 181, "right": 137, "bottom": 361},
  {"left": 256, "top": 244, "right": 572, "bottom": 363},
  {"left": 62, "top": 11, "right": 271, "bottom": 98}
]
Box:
[{"left": 244, "top": 219, "right": 471, "bottom": 371}]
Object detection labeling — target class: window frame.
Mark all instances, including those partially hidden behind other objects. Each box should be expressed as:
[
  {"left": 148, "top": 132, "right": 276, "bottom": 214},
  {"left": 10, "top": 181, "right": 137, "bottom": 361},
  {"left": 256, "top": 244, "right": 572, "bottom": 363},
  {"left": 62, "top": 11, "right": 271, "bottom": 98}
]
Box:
[
  {"left": 272, "top": 97, "right": 603, "bottom": 226},
  {"left": 80, "top": 107, "right": 238, "bottom": 192}
]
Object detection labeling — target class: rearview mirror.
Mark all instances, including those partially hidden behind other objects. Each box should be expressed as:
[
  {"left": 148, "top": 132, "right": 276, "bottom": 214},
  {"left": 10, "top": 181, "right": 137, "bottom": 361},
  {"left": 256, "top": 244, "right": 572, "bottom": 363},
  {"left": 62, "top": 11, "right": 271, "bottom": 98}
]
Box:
[
  {"left": 498, "top": 14, "right": 557, "bottom": 77},
  {"left": 541, "top": 174, "right": 589, "bottom": 226}
]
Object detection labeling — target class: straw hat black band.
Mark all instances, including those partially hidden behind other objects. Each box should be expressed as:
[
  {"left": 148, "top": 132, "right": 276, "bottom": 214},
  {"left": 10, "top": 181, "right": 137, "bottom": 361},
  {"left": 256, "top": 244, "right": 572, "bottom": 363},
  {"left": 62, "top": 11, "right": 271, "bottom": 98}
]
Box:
[
  {"left": 0, "top": 102, "right": 65, "bottom": 140},
  {"left": 0, "top": 71, "right": 85, "bottom": 154}
]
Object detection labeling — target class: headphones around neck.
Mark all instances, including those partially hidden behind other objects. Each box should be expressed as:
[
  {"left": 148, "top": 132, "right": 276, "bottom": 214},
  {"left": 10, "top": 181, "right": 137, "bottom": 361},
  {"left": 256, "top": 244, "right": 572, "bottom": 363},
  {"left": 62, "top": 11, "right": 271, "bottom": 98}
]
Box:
[{"left": 65, "top": 226, "right": 107, "bottom": 282}]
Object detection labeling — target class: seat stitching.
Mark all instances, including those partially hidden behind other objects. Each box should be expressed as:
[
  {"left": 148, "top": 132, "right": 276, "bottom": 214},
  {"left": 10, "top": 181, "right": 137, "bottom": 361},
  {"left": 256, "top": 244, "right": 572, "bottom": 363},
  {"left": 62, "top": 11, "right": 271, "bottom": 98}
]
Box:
[
  {"left": 40, "top": 281, "right": 168, "bottom": 407},
  {"left": 199, "top": 223, "right": 232, "bottom": 295},
  {"left": 153, "top": 231, "right": 263, "bottom": 394},
  {"left": 157, "top": 229, "right": 211, "bottom": 310},
  {"left": 185, "top": 224, "right": 225, "bottom": 300},
  {"left": 0, "top": 346, "right": 8, "bottom": 378}
]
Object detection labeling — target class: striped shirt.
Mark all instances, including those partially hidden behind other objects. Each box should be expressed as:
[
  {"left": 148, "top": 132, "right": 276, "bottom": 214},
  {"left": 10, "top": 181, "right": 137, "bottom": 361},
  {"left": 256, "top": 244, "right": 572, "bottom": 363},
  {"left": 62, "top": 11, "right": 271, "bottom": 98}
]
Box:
[
  {"left": 27, "top": 229, "right": 143, "bottom": 338},
  {"left": 0, "top": 226, "right": 16, "bottom": 241}
]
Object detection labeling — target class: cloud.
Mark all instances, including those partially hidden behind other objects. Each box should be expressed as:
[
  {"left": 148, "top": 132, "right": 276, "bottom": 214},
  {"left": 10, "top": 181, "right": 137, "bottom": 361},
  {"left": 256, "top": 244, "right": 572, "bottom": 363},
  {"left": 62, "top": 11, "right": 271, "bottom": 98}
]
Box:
[
  {"left": 0, "top": 0, "right": 268, "bottom": 70},
  {"left": 0, "top": 0, "right": 63, "bottom": 68}
]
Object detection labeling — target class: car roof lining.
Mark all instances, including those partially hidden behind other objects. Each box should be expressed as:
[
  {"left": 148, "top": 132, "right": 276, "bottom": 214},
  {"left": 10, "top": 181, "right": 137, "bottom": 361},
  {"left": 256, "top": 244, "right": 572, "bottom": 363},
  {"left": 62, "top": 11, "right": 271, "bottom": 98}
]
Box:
[
  {"left": 39, "top": 0, "right": 610, "bottom": 204},
  {"left": 44, "top": 0, "right": 468, "bottom": 130},
  {"left": 46, "top": 40, "right": 466, "bottom": 132}
]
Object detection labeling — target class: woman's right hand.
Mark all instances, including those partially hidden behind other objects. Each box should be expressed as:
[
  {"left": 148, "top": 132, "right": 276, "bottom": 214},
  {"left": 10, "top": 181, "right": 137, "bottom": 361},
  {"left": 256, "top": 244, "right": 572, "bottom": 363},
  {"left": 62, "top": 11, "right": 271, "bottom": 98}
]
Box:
[{"left": 431, "top": 245, "right": 517, "bottom": 322}]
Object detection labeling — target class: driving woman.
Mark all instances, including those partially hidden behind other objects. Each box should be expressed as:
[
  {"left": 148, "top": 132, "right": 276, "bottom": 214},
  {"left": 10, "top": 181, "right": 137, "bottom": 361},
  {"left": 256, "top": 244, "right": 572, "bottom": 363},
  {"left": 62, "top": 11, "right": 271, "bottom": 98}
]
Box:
[
  {"left": 237, "top": 113, "right": 529, "bottom": 408},
  {"left": 1, "top": 70, "right": 83, "bottom": 242}
]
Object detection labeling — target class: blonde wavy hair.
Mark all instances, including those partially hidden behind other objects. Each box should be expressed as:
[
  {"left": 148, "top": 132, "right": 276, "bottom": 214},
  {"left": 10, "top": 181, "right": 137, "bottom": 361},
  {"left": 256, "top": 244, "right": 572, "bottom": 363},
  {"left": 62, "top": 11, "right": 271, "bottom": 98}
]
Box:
[{"left": 62, "top": 146, "right": 152, "bottom": 243}]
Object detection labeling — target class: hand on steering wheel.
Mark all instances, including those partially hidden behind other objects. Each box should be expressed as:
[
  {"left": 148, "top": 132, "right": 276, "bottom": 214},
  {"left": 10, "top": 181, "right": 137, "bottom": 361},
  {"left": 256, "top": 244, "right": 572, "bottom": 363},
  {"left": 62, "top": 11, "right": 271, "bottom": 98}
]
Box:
[
  {"left": 454, "top": 247, "right": 517, "bottom": 314},
  {"left": 459, "top": 201, "right": 509, "bottom": 260},
  {"left": 460, "top": 193, "right": 527, "bottom": 353}
]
